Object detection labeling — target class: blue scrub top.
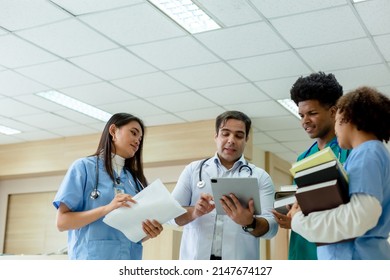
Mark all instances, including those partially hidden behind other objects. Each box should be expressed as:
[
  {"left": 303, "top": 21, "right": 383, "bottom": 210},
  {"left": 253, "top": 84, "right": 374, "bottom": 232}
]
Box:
[
  {"left": 288, "top": 137, "right": 350, "bottom": 260},
  {"left": 317, "top": 140, "right": 390, "bottom": 259},
  {"left": 53, "top": 156, "right": 143, "bottom": 260}
]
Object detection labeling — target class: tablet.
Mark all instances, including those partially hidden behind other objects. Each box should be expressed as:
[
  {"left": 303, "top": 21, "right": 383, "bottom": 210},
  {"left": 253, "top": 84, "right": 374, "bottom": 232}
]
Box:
[{"left": 210, "top": 177, "right": 261, "bottom": 215}]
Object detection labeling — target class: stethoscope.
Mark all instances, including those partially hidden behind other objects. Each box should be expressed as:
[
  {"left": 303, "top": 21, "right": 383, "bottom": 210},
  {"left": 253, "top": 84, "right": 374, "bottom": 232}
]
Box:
[
  {"left": 197, "top": 157, "right": 253, "bottom": 188},
  {"left": 90, "top": 156, "right": 143, "bottom": 199}
]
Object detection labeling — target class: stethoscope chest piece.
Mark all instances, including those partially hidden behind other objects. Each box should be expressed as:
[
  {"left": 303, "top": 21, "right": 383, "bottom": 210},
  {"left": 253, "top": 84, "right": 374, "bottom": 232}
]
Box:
[
  {"left": 90, "top": 189, "right": 100, "bottom": 200},
  {"left": 197, "top": 180, "right": 205, "bottom": 188}
]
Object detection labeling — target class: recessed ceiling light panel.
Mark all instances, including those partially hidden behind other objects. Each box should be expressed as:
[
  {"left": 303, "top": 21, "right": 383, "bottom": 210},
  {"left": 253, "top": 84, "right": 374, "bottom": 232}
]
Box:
[{"left": 149, "top": 0, "right": 221, "bottom": 33}]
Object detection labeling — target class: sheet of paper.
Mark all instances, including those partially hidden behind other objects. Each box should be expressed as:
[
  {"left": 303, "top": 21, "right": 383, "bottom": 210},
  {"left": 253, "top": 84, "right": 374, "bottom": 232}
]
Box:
[{"left": 103, "top": 179, "right": 186, "bottom": 243}]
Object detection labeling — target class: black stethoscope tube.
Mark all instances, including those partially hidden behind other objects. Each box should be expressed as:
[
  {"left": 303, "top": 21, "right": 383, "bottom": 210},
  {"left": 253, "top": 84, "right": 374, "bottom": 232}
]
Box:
[{"left": 197, "top": 157, "right": 253, "bottom": 188}]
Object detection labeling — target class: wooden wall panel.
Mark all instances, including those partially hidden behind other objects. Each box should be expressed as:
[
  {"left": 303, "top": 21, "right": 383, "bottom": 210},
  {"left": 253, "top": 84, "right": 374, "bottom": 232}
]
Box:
[
  {"left": 4, "top": 192, "right": 67, "bottom": 255},
  {"left": 264, "top": 152, "right": 293, "bottom": 260}
]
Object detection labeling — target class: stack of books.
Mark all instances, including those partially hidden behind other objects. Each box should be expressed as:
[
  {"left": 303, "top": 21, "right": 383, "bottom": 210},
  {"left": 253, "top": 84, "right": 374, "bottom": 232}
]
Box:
[
  {"left": 289, "top": 147, "right": 349, "bottom": 216},
  {"left": 273, "top": 185, "right": 296, "bottom": 214}
]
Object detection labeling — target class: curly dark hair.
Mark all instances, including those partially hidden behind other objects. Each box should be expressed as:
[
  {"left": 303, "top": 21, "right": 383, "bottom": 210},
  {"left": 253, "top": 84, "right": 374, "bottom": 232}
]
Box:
[
  {"left": 290, "top": 72, "right": 343, "bottom": 107},
  {"left": 336, "top": 86, "right": 390, "bottom": 143}
]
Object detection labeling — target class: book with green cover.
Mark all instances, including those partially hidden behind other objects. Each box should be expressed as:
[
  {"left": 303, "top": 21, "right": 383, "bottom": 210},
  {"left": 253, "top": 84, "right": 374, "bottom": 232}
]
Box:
[{"left": 289, "top": 147, "right": 339, "bottom": 176}]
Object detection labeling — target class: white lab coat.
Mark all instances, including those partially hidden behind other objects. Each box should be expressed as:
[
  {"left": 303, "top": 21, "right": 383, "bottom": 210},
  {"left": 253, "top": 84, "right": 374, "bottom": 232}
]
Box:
[{"left": 171, "top": 154, "right": 278, "bottom": 260}]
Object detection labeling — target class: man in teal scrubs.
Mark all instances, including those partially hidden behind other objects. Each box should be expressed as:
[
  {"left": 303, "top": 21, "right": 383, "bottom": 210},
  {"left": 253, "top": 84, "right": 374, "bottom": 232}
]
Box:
[{"left": 272, "top": 72, "right": 350, "bottom": 260}]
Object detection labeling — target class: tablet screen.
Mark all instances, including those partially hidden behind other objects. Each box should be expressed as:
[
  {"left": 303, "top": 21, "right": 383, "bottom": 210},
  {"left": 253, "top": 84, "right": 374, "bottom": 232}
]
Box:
[{"left": 210, "top": 177, "right": 261, "bottom": 215}]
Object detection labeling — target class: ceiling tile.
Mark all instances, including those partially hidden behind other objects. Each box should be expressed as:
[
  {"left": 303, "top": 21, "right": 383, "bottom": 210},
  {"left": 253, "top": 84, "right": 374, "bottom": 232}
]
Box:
[
  {"left": 143, "top": 113, "right": 185, "bottom": 127},
  {"left": 0, "top": 71, "right": 49, "bottom": 97},
  {"left": 0, "top": 28, "right": 9, "bottom": 36},
  {"left": 298, "top": 38, "right": 383, "bottom": 71},
  {"left": 16, "top": 112, "right": 77, "bottom": 129},
  {"left": 49, "top": 124, "right": 99, "bottom": 137},
  {"left": 252, "top": 132, "right": 276, "bottom": 145},
  {"left": 250, "top": 0, "right": 346, "bottom": 18},
  {"left": 99, "top": 99, "right": 166, "bottom": 117},
  {"left": 53, "top": 109, "right": 107, "bottom": 125},
  {"left": 252, "top": 116, "right": 301, "bottom": 131},
  {"left": 51, "top": 0, "right": 143, "bottom": 15},
  {"left": 0, "top": 34, "right": 58, "bottom": 68},
  {"left": 79, "top": 4, "right": 186, "bottom": 46},
  {"left": 377, "top": 85, "right": 390, "bottom": 97},
  {"left": 175, "top": 107, "right": 225, "bottom": 122},
  {"left": 224, "top": 100, "right": 290, "bottom": 118},
  {"left": 17, "top": 19, "right": 118, "bottom": 58},
  {"left": 166, "top": 62, "right": 247, "bottom": 89},
  {"left": 112, "top": 72, "right": 189, "bottom": 97},
  {"left": 70, "top": 48, "right": 156, "bottom": 80},
  {"left": 333, "top": 64, "right": 390, "bottom": 91},
  {"left": 255, "top": 76, "right": 300, "bottom": 100},
  {"left": 197, "top": 0, "right": 261, "bottom": 26},
  {"left": 198, "top": 83, "right": 270, "bottom": 105},
  {"left": 60, "top": 82, "right": 137, "bottom": 105},
  {"left": 0, "top": 97, "right": 44, "bottom": 117},
  {"left": 196, "top": 22, "right": 289, "bottom": 60},
  {"left": 13, "top": 94, "right": 70, "bottom": 112},
  {"left": 13, "top": 130, "right": 61, "bottom": 142},
  {"left": 128, "top": 36, "right": 219, "bottom": 70},
  {"left": 374, "top": 34, "right": 390, "bottom": 62},
  {"left": 147, "top": 92, "right": 216, "bottom": 112},
  {"left": 15, "top": 60, "right": 101, "bottom": 88},
  {"left": 0, "top": 116, "right": 38, "bottom": 132},
  {"left": 229, "top": 51, "right": 310, "bottom": 81},
  {"left": 355, "top": 0, "right": 390, "bottom": 35},
  {"left": 266, "top": 129, "right": 308, "bottom": 142},
  {"left": 271, "top": 6, "right": 366, "bottom": 48},
  {"left": 0, "top": 0, "right": 71, "bottom": 31}
]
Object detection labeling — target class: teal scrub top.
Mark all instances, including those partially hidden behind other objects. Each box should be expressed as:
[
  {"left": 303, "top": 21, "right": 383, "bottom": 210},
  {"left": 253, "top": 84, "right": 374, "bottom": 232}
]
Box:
[{"left": 288, "top": 137, "right": 350, "bottom": 260}]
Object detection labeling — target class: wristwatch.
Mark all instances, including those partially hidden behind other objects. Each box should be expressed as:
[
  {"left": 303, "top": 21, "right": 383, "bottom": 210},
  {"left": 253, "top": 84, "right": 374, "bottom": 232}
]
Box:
[{"left": 242, "top": 218, "right": 257, "bottom": 232}]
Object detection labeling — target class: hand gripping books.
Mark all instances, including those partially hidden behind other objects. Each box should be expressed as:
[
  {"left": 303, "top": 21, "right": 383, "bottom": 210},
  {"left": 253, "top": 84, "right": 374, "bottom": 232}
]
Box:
[
  {"left": 273, "top": 185, "right": 297, "bottom": 214},
  {"left": 274, "top": 193, "right": 296, "bottom": 215}
]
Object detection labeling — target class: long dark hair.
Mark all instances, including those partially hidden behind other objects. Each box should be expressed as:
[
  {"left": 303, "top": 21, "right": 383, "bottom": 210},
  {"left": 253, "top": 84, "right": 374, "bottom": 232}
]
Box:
[{"left": 92, "top": 113, "right": 147, "bottom": 187}]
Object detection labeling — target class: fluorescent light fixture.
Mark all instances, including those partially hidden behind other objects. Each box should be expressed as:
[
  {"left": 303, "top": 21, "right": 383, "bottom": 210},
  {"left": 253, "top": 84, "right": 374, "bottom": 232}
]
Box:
[
  {"left": 148, "top": 0, "right": 221, "bottom": 34},
  {"left": 0, "top": 125, "right": 21, "bottom": 135},
  {"left": 277, "top": 99, "right": 301, "bottom": 120},
  {"left": 36, "top": 91, "right": 112, "bottom": 122},
  {"left": 352, "top": 0, "right": 367, "bottom": 3}
]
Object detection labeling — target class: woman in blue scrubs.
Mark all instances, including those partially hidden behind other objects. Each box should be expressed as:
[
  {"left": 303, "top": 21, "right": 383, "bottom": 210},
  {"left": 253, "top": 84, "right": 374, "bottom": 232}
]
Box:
[
  {"left": 290, "top": 87, "right": 390, "bottom": 259},
  {"left": 53, "top": 113, "right": 163, "bottom": 260}
]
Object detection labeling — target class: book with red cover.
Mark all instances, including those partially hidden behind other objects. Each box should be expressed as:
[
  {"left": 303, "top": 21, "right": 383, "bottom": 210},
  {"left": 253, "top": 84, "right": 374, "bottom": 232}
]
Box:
[{"left": 295, "top": 178, "right": 349, "bottom": 216}]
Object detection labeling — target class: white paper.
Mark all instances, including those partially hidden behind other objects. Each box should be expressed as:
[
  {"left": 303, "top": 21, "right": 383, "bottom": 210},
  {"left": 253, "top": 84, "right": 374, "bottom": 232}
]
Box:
[{"left": 103, "top": 179, "right": 186, "bottom": 243}]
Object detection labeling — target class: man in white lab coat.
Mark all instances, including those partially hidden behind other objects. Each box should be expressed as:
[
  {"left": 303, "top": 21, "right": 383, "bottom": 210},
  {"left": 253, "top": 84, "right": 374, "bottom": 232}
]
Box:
[{"left": 171, "top": 111, "right": 278, "bottom": 260}]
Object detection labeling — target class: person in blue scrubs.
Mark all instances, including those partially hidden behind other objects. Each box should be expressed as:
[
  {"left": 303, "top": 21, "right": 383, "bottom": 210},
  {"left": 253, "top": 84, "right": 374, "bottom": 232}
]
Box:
[
  {"left": 53, "top": 113, "right": 163, "bottom": 260},
  {"left": 290, "top": 86, "right": 390, "bottom": 259},
  {"left": 272, "top": 72, "right": 350, "bottom": 260}
]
